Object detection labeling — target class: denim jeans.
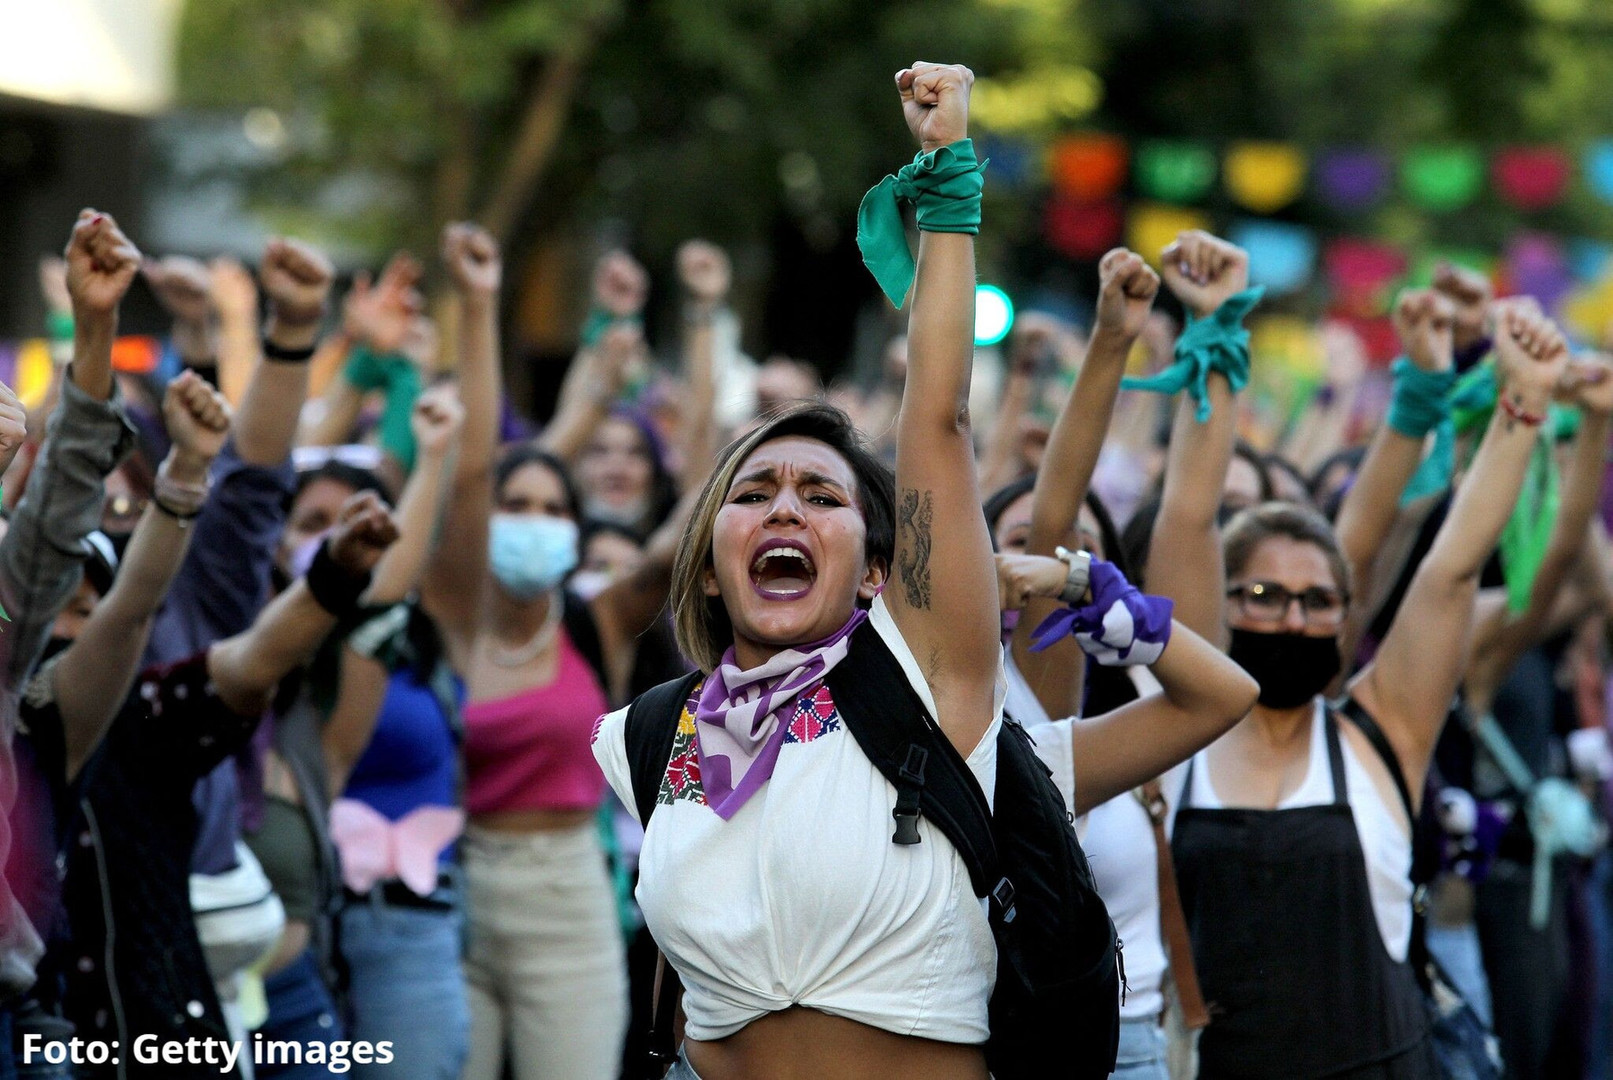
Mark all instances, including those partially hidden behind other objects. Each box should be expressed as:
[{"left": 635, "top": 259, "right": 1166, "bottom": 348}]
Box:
[
  {"left": 337, "top": 885, "right": 470, "bottom": 1080},
  {"left": 1425, "top": 921, "right": 1493, "bottom": 1029},
  {"left": 258, "top": 951, "right": 345, "bottom": 1079},
  {"left": 1113, "top": 1016, "right": 1171, "bottom": 1080},
  {"left": 665, "top": 1046, "right": 701, "bottom": 1080}
]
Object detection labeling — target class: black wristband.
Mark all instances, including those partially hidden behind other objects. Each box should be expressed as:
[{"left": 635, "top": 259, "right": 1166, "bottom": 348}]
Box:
[
  {"left": 304, "top": 542, "right": 373, "bottom": 617},
  {"left": 262, "top": 336, "right": 317, "bottom": 363},
  {"left": 152, "top": 498, "right": 202, "bottom": 524}
]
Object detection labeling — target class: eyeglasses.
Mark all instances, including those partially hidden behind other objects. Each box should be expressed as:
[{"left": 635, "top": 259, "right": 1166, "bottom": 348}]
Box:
[{"left": 1226, "top": 581, "right": 1348, "bottom": 630}]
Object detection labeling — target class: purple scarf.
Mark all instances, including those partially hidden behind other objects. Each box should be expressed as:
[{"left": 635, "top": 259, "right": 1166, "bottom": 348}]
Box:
[{"left": 694, "top": 610, "right": 867, "bottom": 819}]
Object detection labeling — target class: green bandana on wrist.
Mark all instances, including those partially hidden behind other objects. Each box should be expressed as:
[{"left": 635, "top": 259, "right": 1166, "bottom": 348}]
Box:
[
  {"left": 1120, "top": 286, "right": 1264, "bottom": 422},
  {"left": 856, "top": 139, "right": 987, "bottom": 308},
  {"left": 1387, "top": 358, "right": 1456, "bottom": 439}
]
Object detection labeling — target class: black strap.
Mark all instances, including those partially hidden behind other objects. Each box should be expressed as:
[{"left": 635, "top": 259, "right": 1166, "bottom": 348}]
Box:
[
  {"left": 563, "top": 591, "right": 609, "bottom": 692},
  {"left": 1322, "top": 712, "right": 1349, "bottom": 807},
  {"left": 823, "top": 622, "right": 999, "bottom": 899},
  {"left": 643, "top": 953, "right": 682, "bottom": 1078},
  {"left": 622, "top": 671, "right": 703, "bottom": 832},
  {"left": 1334, "top": 696, "right": 1416, "bottom": 825}
]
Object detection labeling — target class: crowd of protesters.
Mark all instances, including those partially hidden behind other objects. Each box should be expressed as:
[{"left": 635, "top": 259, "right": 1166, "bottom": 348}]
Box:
[{"left": 0, "top": 59, "right": 1609, "bottom": 1080}]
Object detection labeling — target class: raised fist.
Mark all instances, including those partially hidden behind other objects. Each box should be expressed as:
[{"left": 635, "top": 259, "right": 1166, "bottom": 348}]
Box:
[
  {"left": 441, "top": 223, "right": 501, "bottom": 301},
  {"left": 208, "top": 257, "right": 259, "bottom": 324},
  {"left": 1094, "top": 247, "right": 1161, "bottom": 343},
  {"left": 1160, "top": 231, "right": 1249, "bottom": 321},
  {"left": 64, "top": 210, "right": 143, "bottom": 319},
  {"left": 344, "top": 251, "right": 424, "bottom": 352},
  {"left": 398, "top": 316, "right": 439, "bottom": 371},
  {"left": 1493, "top": 298, "right": 1569, "bottom": 402},
  {"left": 1390, "top": 289, "right": 1455, "bottom": 373},
  {"left": 1431, "top": 262, "right": 1492, "bottom": 353},
  {"left": 162, "top": 370, "right": 232, "bottom": 467},
  {"left": 995, "top": 553, "right": 1070, "bottom": 613},
  {"left": 0, "top": 381, "right": 27, "bottom": 477},
  {"left": 326, "top": 491, "right": 400, "bottom": 577},
  {"left": 260, "top": 238, "right": 335, "bottom": 326},
  {"left": 592, "top": 250, "right": 647, "bottom": 317},
  {"left": 1558, "top": 352, "right": 1613, "bottom": 417},
  {"left": 896, "top": 62, "right": 973, "bottom": 153},
  {"left": 590, "top": 324, "right": 643, "bottom": 400},
  {"left": 144, "top": 256, "right": 213, "bottom": 325},
  {"left": 411, "top": 382, "right": 465, "bottom": 457},
  {"left": 1008, "top": 311, "right": 1077, "bottom": 376},
  {"left": 677, "top": 240, "right": 731, "bottom": 304}
]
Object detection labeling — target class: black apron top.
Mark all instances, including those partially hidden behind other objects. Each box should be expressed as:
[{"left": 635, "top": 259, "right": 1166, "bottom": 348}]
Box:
[{"left": 1172, "top": 709, "right": 1433, "bottom": 1079}]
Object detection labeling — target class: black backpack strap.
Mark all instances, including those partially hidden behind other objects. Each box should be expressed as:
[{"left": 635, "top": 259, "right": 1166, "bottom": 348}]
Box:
[
  {"left": 825, "top": 622, "right": 1002, "bottom": 906},
  {"left": 1334, "top": 695, "right": 1415, "bottom": 825},
  {"left": 622, "top": 671, "right": 704, "bottom": 829}
]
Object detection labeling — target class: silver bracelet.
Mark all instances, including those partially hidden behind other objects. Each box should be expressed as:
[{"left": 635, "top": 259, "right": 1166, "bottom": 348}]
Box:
[{"left": 1055, "top": 546, "right": 1092, "bottom": 605}]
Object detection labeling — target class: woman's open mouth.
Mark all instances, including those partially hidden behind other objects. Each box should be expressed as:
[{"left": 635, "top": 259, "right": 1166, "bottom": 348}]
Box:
[{"left": 749, "top": 540, "right": 816, "bottom": 600}]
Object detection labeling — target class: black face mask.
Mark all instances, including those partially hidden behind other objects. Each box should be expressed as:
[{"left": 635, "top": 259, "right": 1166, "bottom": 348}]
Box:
[{"left": 1228, "top": 628, "right": 1341, "bottom": 710}]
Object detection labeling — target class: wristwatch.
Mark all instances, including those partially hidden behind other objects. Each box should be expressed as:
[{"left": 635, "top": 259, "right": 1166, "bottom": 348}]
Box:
[{"left": 1054, "top": 546, "right": 1092, "bottom": 605}]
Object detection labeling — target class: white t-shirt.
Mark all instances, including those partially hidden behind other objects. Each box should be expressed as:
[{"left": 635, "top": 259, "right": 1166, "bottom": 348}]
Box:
[
  {"left": 593, "top": 596, "right": 1004, "bottom": 1043},
  {"left": 1004, "top": 653, "right": 1170, "bottom": 1021},
  {"left": 1169, "top": 700, "right": 1414, "bottom": 961}
]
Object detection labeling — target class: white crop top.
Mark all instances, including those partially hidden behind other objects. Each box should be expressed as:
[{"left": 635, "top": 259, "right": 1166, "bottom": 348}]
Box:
[
  {"left": 593, "top": 595, "right": 1004, "bottom": 1043},
  {"left": 1169, "top": 700, "right": 1414, "bottom": 961}
]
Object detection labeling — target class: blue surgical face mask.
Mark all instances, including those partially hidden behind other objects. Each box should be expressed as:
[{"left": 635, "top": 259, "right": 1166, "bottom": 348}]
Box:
[{"left": 489, "top": 514, "right": 579, "bottom": 599}]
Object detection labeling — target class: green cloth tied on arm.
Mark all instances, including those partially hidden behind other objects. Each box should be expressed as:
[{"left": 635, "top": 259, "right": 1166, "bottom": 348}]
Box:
[
  {"left": 1386, "top": 358, "right": 1455, "bottom": 439},
  {"left": 1120, "top": 286, "right": 1264, "bottom": 422},
  {"left": 856, "top": 139, "right": 987, "bottom": 308},
  {"left": 343, "top": 345, "right": 423, "bottom": 474},
  {"left": 1399, "top": 358, "right": 1569, "bottom": 613}
]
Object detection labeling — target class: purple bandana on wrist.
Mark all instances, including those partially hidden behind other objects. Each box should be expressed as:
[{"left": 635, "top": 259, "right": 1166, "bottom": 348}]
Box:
[
  {"left": 1030, "top": 558, "right": 1173, "bottom": 666},
  {"left": 694, "top": 609, "right": 868, "bottom": 819}
]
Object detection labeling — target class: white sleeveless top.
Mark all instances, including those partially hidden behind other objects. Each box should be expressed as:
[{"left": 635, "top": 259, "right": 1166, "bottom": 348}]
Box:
[
  {"left": 1170, "top": 700, "right": 1414, "bottom": 960},
  {"left": 593, "top": 595, "right": 1003, "bottom": 1043},
  {"left": 1004, "top": 654, "right": 1170, "bottom": 1020}
]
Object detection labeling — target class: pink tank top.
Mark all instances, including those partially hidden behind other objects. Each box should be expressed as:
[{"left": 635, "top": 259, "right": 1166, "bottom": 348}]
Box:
[{"left": 463, "top": 629, "right": 611, "bottom": 816}]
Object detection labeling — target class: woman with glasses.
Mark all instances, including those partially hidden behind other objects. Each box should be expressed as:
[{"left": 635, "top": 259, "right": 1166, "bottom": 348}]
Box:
[{"left": 1167, "top": 293, "right": 1572, "bottom": 1079}]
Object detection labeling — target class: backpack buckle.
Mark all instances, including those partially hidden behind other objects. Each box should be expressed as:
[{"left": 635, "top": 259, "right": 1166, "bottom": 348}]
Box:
[
  {"left": 891, "top": 745, "right": 927, "bottom": 846},
  {"left": 990, "top": 877, "right": 1017, "bottom": 924}
]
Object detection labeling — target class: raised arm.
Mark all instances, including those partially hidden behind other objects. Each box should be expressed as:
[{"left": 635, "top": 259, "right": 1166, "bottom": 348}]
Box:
[
  {"left": 1144, "top": 231, "right": 1251, "bottom": 645},
  {"left": 364, "top": 384, "right": 464, "bottom": 605},
  {"left": 1353, "top": 300, "right": 1571, "bottom": 795},
  {"left": 674, "top": 239, "right": 726, "bottom": 480},
  {"left": 420, "top": 224, "right": 501, "bottom": 653},
  {"left": 1467, "top": 353, "right": 1613, "bottom": 697},
  {"left": 233, "top": 238, "right": 334, "bottom": 466},
  {"left": 1011, "top": 249, "right": 1158, "bottom": 722},
  {"left": 1336, "top": 289, "right": 1455, "bottom": 644},
  {"left": 882, "top": 63, "right": 1000, "bottom": 753},
  {"left": 538, "top": 327, "right": 635, "bottom": 462},
  {"left": 208, "top": 257, "right": 261, "bottom": 406},
  {"left": 145, "top": 255, "right": 219, "bottom": 391},
  {"left": 0, "top": 212, "right": 139, "bottom": 686},
  {"left": 57, "top": 373, "right": 232, "bottom": 778},
  {"left": 996, "top": 552, "right": 1257, "bottom": 812},
  {"left": 208, "top": 493, "right": 398, "bottom": 717}
]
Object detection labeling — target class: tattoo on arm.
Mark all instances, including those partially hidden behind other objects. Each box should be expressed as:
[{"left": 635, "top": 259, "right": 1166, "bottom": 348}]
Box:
[{"left": 896, "top": 487, "right": 933, "bottom": 610}]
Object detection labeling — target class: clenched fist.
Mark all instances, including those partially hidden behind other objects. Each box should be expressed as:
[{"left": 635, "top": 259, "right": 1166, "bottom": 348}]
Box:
[
  {"left": 442, "top": 223, "right": 501, "bottom": 302},
  {"left": 144, "top": 256, "right": 213, "bottom": 326},
  {"left": 996, "top": 553, "right": 1071, "bottom": 613},
  {"left": 677, "top": 240, "right": 731, "bottom": 306},
  {"left": 326, "top": 492, "right": 400, "bottom": 577},
  {"left": 1161, "top": 231, "right": 1249, "bottom": 321},
  {"left": 1391, "top": 289, "right": 1455, "bottom": 373},
  {"left": 1093, "top": 248, "right": 1161, "bottom": 344},
  {"left": 162, "top": 371, "right": 232, "bottom": 475},
  {"left": 592, "top": 250, "right": 647, "bottom": 318},
  {"left": 411, "top": 382, "right": 465, "bottom": 458},
  {"left": 209, "top": 257, "right": 260, "bottom": 324},
  {"left": 1493, "top": 298, "right": 1569, "bottom": 406},
  {"left": 1431, "top": 262, "right": 1492, "bottom": 354},
  {"left": 65, "top": 210, "right": 142, "bottom": 320},
  {"left": 896, "top": 63, "right": 973, "bottom": 153},
  {"left": 260, "top": 238, "right": 334, "bottom": 327},
  {"left": 1557, "top": 352, "right": 1613, "bottom": 418}
]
